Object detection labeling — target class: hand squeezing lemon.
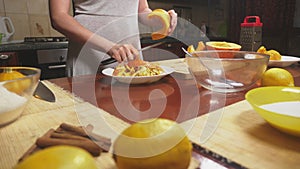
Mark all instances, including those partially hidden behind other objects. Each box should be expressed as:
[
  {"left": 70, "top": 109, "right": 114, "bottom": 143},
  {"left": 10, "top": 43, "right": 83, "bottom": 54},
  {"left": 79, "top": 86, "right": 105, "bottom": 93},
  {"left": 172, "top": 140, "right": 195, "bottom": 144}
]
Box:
[{"left": 148, "top": 9, "right": 170, "bottom": 40}]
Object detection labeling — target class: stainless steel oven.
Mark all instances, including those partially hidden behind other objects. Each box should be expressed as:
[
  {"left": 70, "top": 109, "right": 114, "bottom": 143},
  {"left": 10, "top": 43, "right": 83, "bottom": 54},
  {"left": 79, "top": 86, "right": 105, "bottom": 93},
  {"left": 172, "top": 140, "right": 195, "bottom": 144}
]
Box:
[
  {"left": 36, "top": 48, "right": 67, "bottom": 79},
  {"left": 17, "top": 37, "right": 68, "bottom": 80}
]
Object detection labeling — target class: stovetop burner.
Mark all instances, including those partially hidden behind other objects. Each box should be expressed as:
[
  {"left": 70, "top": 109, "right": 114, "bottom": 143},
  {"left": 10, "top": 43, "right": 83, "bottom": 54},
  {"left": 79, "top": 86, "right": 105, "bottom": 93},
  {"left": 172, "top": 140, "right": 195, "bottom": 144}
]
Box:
[{"left": 24, "top": 37, "right": 68, "bottom": 43}]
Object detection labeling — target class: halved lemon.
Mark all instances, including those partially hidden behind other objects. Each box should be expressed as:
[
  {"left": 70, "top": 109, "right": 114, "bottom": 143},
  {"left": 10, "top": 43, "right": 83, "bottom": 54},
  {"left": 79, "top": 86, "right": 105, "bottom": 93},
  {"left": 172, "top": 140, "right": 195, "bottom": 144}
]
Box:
[
  {"left": 196, "top": 41, "right": 205, "bottom": 51},
  {"left": 257, "top": 46, "right": 281, "bottom": 60},
  {"left": 206, "top": 41, "right": 241, "bottom": 58},
  {"left": 187, "top": 45, "right": 195, "bottom": 53},
  {"left": 206, "top": 41, "right": 241, "bottom": 51},
  {"left": 148, "top": 9, "right": 170, "bottom": 40}
]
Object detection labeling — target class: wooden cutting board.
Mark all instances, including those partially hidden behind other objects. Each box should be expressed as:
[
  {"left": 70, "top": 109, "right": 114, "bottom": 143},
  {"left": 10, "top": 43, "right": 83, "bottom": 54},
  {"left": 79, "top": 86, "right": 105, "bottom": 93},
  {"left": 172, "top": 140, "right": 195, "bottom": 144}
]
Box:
[
  {"left": 182, "top": 100, "right": 300, "bottom": 169},
  {"left": 154, "top": 58, "right": 190, "bottom": 74}
]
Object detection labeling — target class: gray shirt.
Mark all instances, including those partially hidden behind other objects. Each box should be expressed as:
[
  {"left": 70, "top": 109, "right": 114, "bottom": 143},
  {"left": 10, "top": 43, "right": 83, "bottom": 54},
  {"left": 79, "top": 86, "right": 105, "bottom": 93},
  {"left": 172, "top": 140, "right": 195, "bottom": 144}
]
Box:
[{"left": 67, "top": 0, "right": 141, "bottom": 76}]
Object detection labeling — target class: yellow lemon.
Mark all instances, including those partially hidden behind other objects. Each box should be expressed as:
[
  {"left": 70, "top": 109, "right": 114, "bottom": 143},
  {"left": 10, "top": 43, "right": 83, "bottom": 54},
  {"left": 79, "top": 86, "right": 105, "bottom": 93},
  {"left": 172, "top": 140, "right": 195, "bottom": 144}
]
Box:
[
  {"left": 266, "top": 49, "right": 281, "bottom": 60},
  {"left": 206, "top": 41, "right": 241, "bottom": 50},
  {"left": 205, "top": 41, "right": 241, "bottom": 58},
  {"left": 15, "top": 146, "right": 97, "bottom": 169},
  {"left": 0, "top": 68, "right": 31, "bottom": 95},
  {"left": 261, "top": 68, "right": 294, "bottom": 87},
  {"left": 187, "top": 45, "right": 195, "bottom": 53},
  {"left": 195, "top": 41, "right": 205, "bottom": 51},
  {"left": 257, "top": 46, "right": 267, "bottom": 54},
  {"left": 113, "top": 118, "right": 192, "bottom": 169},
  {"left": 257, "top": 46, "right": 281, "bottom": 60},
  {"left": 148, "top": 9, "right": 170, "bottom": 40}
]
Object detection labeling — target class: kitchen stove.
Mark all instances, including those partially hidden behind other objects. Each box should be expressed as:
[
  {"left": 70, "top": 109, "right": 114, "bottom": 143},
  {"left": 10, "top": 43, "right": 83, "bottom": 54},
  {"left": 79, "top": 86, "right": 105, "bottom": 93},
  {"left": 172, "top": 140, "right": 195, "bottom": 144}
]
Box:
[{"left": 23, "top": 36, "right": 68, "bottom": 43}]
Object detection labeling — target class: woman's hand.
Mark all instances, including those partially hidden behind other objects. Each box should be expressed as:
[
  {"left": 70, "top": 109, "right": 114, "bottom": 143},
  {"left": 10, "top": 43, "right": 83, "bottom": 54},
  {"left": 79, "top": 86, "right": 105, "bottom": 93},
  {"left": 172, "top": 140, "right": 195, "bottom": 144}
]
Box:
[
  {"left": 167, "top": 9, "right": 178, "bottom": 35},
  {"left": 107, "top": 44, "right": 140, "bottom": 62}
]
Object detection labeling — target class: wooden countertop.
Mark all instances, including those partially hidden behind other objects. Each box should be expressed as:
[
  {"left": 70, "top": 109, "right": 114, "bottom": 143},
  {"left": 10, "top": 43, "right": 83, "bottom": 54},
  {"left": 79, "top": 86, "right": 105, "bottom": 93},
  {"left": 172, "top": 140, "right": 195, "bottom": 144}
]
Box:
[
  {"left": 49, "top": 59, "right": 300, "bottom": 123},
  {"left": 1, "top": 59, "right": 300, "bottom": 169}
]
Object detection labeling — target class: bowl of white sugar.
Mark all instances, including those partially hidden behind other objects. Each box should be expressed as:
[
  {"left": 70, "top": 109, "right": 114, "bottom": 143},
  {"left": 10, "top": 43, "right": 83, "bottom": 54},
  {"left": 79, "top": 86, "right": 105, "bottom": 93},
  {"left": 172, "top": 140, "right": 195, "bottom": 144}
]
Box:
[
  {"left": 0, "top": 67, "right": 40, "bottom": 126},
  {"left": 246, "top": 86, "right": 300, "bottom": 137}
]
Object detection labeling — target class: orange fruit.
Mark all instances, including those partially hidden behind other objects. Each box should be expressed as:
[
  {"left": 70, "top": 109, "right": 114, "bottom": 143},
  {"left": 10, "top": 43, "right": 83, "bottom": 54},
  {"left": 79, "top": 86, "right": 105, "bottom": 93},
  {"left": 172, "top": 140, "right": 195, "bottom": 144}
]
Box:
[
  {"left": 148, "top": 9, "right": 170, "bottom": 40},
  {"left": 113, "top": 118, "right": 192, "bottom": 169},
  {"left": 261, "top": 68, "right": 294, "bottom": 87},
  {"left": 205, "top": 41, "right": 241, "bottom": 58}
]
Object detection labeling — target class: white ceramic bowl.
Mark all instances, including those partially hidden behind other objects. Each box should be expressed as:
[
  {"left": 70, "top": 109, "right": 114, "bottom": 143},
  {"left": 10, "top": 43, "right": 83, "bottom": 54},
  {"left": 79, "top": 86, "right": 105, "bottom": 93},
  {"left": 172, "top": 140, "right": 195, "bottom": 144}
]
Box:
[
  {"left": 186, "top": 50, "right": 269, "bottom": 93},
  {"left": 0, "top": 67, "right": 40, "bottom": 126},
  {"left": 102, "top": 66, "right": 174, "bottom": 84}
]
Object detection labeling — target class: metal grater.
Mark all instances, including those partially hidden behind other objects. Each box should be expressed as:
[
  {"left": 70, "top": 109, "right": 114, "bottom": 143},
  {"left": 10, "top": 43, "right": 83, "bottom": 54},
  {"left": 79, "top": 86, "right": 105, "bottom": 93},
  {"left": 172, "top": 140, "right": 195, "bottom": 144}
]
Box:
[{"left": 239, "top": 16, "right": 263, "bottom": 51}]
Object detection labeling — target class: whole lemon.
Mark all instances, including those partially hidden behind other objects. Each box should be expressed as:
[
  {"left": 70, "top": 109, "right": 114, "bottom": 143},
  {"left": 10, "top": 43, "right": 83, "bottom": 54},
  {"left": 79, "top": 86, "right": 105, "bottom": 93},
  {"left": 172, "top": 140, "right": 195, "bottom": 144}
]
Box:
[
  {"left": 113, "top": 118, "right": 192, "bottom": 169},
  {"left": 15, "top": 145, "right": 97, "bottom": 169},
  {"left": 261, "top": 68, "right": 294, "bottom": 87},
  {"left": 0, "top": 68, "right": 31, "bottom": 95}
]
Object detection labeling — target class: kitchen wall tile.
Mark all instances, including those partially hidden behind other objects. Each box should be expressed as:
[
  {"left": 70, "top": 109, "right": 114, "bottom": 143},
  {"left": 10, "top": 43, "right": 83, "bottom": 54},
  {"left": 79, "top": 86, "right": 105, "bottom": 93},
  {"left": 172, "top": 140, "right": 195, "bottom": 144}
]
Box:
[
  {"left": 6, "top": 13, "right": 30, "bottom": 40},
  {"left": 29, "top": 14, "right": 50, "bottom": 37},
  {"left": 27, "top": 0, "right": 48, "bottom": 15},
  {"left": 4, "top": 0, "right": 28, "bottom": 14},
  {"left": 0, "top": 0, "right": 5, "bottom": 13},
  {"left": 50, "top": 28, "right": 64, "bottom": 37}
]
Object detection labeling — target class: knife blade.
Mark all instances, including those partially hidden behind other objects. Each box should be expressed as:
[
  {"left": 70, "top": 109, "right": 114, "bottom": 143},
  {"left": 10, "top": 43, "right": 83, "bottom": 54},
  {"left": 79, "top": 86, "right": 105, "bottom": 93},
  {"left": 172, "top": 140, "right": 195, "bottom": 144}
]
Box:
[
  {"left": 100, "top": 41, "right": 165, "bottom": 66},
  {"left": 33, "top": 81, "right": 56, "bottom": 102}
]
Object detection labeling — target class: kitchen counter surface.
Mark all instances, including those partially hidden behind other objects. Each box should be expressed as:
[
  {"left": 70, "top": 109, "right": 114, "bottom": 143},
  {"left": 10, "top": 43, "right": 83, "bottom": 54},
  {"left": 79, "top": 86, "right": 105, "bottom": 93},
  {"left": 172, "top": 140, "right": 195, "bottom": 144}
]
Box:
[
  {"left": 0, "top": 59, "right": 299, "bottom": 169},
  {"left": 0, "top": 41, "right": 68, "bottom": 52},
  {"left": 0, "top": 36, "right": 206, "bottom": 52}
]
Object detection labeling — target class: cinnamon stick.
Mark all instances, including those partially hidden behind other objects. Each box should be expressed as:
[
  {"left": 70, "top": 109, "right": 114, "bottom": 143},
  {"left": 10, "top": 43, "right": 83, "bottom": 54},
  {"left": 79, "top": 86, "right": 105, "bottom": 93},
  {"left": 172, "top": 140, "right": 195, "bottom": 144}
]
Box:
[
  {"left": 51, "top": 132, "right": 87, "bottom": 140},
  {"left": 20, "top": 123, "right": 112, "bottom": 161},
  {"left": 36, "top": 137, "right": 102, "bottom": 156},
  {"left": 59, "top": 123, "right": 88, "bottom": 137}
]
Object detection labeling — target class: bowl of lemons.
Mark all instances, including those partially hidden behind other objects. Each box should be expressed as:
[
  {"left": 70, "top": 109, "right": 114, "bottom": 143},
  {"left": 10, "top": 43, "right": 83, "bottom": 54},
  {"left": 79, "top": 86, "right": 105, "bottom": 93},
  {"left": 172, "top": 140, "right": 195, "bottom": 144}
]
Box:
[
  {"left": 186, "top": 50, "right": 269, "bottom": 93},
  {"left": 0, "top": 67, "right": 40, "bottom": 126},
  {"left": 246, "top": 86, "right": 300, "bottom": 137}
]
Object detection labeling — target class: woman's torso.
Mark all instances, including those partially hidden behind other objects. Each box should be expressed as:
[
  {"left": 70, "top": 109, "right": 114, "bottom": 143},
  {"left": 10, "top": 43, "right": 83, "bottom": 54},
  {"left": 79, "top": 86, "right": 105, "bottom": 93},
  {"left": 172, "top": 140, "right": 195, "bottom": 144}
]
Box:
[{"left": 68, "top": 0, "right": 141, "bottom": 76}]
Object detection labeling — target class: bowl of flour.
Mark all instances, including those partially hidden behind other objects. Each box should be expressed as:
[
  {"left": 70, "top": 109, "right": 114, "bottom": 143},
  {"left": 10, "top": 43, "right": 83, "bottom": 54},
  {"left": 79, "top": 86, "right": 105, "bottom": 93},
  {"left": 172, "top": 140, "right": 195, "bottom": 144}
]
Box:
[
  {"left": 0, "top": 67, "right": 40, "bottom": 126},
  {"left": 246, "top": 86, "right": 300, "bottom": 137}
]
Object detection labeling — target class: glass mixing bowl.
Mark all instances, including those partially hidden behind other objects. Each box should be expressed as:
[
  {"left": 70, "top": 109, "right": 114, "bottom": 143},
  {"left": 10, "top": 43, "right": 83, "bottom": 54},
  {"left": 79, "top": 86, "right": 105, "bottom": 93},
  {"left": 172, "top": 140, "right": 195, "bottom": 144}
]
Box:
[
  {"left": 0, "top": 67, "right": 41, "bottom": 126},
  {"left": 186, "top": 50, "right": 269, "bottom": 93}
]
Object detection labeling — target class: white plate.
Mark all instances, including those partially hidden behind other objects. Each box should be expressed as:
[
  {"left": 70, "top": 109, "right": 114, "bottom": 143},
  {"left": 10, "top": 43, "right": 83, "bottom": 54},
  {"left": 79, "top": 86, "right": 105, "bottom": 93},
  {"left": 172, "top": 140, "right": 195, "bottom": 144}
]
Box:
[
  {"left": 268, "top": 55, "right": 300, "bottom": 67},
  {"left": 102, "top": 66, "right": 175, "bottom": 84}
]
